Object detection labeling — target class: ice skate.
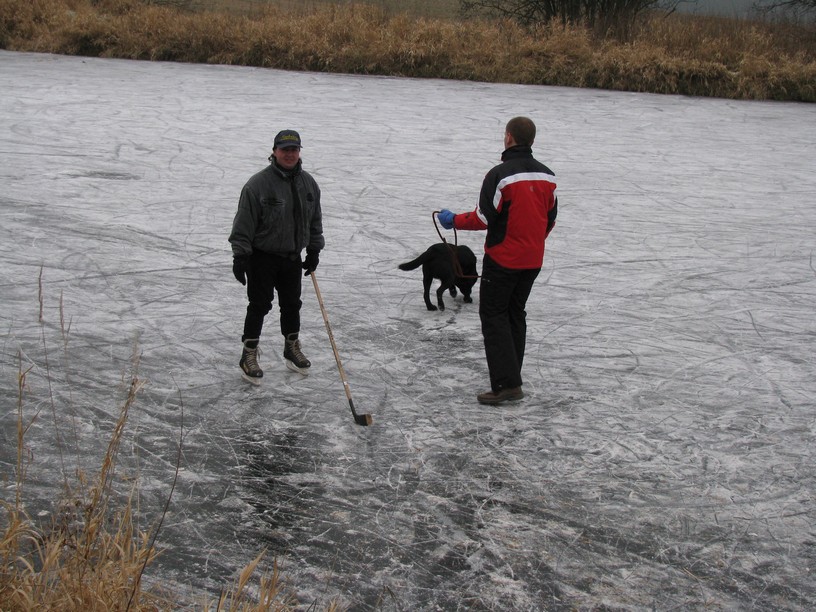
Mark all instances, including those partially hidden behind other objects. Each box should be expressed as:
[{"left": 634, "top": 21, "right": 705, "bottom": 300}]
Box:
[
  {"left": 240, "top": 339, "right": 263, "bottom": 385},
  {"left": 283, "top": 333, "right": 311, "bottom": 375}
]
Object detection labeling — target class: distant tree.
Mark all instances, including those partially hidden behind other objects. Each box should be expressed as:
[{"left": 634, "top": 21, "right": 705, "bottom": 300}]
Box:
[
  {"left": 754, "top": 0, "right": 816, "bottom": 20},
  {"left": 760, "top": 0, "right": 816, "bottom": 8},
  {"left": 459, "top": 0, "right": 685, "bottom": 28}
]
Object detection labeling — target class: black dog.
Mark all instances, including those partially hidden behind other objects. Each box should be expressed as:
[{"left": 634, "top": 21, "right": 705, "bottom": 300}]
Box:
[{"left": 398, "top": 243, "right": 478, "bottom": 311}]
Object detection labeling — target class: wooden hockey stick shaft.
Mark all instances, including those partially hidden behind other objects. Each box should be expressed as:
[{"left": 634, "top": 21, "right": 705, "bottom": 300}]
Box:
[{"left": 310, "top": 272, "right": 372, "bottom": 426}]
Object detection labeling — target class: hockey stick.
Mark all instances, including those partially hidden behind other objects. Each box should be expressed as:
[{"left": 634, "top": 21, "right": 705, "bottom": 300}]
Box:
[{"left": 310, "top": 272, "right": 372, "bottom": 426}]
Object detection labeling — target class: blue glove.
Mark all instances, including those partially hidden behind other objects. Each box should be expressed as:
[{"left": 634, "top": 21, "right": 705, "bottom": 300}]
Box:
[{"left": 437, "top": 209, "right": 456, "bottom": 230}]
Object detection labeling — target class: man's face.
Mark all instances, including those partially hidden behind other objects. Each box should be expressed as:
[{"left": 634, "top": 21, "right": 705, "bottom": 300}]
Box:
[{"left": 273, "top": 146, "right": 301, "bottom": 170}]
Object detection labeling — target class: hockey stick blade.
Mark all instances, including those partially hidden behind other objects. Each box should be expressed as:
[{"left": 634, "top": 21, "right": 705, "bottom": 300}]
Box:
[{"left": 349, "top": 397, "right": 373, "bottom": 426}]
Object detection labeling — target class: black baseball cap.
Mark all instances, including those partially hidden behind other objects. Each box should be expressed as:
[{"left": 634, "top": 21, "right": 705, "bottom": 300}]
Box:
[{"left": 274, "top": 130, "right": 302, "bottom": 149}]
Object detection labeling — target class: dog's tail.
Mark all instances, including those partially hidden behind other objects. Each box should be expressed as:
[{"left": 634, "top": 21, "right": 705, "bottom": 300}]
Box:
[{"left": 398, "top": 252, "right": 428, "bottom": 271}]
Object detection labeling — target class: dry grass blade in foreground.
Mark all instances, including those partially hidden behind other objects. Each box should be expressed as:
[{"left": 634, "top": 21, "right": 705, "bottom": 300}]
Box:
[
  {"left": 1, "top": 352, "right": 167, "bottom": 610},
  {"left": 0, "top": 286, "right": 333, "bottom": 610}
]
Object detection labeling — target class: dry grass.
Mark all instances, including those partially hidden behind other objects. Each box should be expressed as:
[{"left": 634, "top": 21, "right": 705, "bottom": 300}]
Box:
[
  {"left": 0, "top": 284, "right": 332, "bottom": 610},
  {"left": 189, "top": 0, "right": 460, "bottom": 19},
  {"left": 1, "top": 346, "right": 169, "bottom": 610},
  {"left": 0, "top": 0, "right": 813, "bottom": 100}
]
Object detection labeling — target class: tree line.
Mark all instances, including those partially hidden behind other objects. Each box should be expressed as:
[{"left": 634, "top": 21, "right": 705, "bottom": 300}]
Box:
[{"left": 458, "top": 0, "right": 816, "bottom": 27}]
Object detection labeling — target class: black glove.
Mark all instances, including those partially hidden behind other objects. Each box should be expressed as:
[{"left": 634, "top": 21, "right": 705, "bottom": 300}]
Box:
[
  {"left": 233, "top": 254, "right": 249, "bottom": 286},
  {"left": 302, "top": 250, "right": 320, "bottom": 276}
]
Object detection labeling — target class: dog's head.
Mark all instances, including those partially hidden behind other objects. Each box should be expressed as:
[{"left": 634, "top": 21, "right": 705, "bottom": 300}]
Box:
[
  {"left": 455, "top": 246, "right": 479, "bottom": 295},
  {"left": 456, "top": 275, "right": 478, "bottom": 296}
]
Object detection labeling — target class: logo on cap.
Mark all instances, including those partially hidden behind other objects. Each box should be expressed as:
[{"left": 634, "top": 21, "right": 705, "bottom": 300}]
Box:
[{"left": 274, "top": 130, "right": 301, "bottom": 149}]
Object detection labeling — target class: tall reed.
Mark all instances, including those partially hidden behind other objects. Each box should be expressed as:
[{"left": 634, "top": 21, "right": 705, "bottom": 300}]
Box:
[{"left": 0, "top": 281, "right": 319, "bottom": 610}]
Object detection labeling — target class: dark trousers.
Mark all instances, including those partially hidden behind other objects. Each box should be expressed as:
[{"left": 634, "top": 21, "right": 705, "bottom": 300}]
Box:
[
  {"left": 479, "top": 254, "right": 540, "bottom": 392},
  {"left": 242, "top": 250, "right": 303, "bottom": 343}
]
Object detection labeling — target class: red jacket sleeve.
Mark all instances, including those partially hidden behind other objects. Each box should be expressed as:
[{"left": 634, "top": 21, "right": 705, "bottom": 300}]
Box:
[{"left": 454, "top": 209, "right": 487, "bottom": 231}]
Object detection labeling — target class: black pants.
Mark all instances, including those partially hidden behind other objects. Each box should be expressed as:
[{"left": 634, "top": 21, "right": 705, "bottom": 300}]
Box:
[
  {"left": 479, "top": 254, "right": 540, "bottom": 392},
  {"left": 242, "top": 250, "right": 303, "bottom": 343}
]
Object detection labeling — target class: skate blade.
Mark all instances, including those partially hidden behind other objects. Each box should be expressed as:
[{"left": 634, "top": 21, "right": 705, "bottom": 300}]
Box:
[
  {"left": 241, "top": 372, "right": 262, "bottom": 386},
  {"left": 285, "top": 360, "right": 310, "bottom": 376}
]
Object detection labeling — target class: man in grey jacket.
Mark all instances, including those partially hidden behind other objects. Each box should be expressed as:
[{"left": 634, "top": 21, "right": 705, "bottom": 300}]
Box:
[{"left": 229, "top": 130, "right": 324, "bottom": 384}]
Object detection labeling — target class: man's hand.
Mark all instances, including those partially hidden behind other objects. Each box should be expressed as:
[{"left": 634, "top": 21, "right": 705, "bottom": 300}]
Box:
[
  {"left": 437, "top": 209, "right": 456, "bottom": 230},
  {"left": 233, "top": 254, "right": 249, "bottom": 286},
  {"left": 303, "top": 250, "right": 320, "bottom": 276}
]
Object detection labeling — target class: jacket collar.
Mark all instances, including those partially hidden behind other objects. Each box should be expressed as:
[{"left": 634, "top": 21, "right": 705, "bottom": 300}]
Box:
[
  {"left": 271, "top": 158, "right": 302, "bottom": 178},
  {"left": 501, "top": 145, "right": 533, "bottom": 162}
]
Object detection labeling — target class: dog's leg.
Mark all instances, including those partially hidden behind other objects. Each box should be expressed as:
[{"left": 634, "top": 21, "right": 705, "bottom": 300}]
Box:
[
  {"left": 436, "top": 283, "right": 448, "bottom": 311},
  {"left": 423, "top": 273, "right": 437, "bottom": 311}
]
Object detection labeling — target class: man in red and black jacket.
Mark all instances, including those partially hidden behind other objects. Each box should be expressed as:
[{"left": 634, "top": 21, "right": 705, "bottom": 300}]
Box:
[{"left": 438, "top": 116, "right": 557, "bottom": 405}]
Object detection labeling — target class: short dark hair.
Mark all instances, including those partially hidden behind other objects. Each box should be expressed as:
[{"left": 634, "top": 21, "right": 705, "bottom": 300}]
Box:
[{"left": 506, "top": 117, "right": 536, "bottom": 147}]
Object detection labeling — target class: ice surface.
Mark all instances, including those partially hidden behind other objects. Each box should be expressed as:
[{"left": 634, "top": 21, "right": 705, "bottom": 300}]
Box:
[{"left": 1, "top": 50, "right": 815, "bottom": 609}]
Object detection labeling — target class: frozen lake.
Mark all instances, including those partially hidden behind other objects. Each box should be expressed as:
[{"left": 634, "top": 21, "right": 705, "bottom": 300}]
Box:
[{"left": 1, "top": 49, "right": 815, "bottom": 609}]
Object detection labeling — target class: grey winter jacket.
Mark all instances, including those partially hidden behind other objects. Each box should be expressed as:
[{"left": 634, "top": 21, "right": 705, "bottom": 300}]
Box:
[{"left": 229, "top": 160, "right": 324, "bottom": 259}]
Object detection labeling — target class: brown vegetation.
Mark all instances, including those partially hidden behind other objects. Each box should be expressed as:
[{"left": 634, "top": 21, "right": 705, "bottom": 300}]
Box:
[
  {"left": 0, "top": 291, "right": 323, "bottom": 610},
  {"left": 0, "top": 0, "right": 814, "bottom": 101}
]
